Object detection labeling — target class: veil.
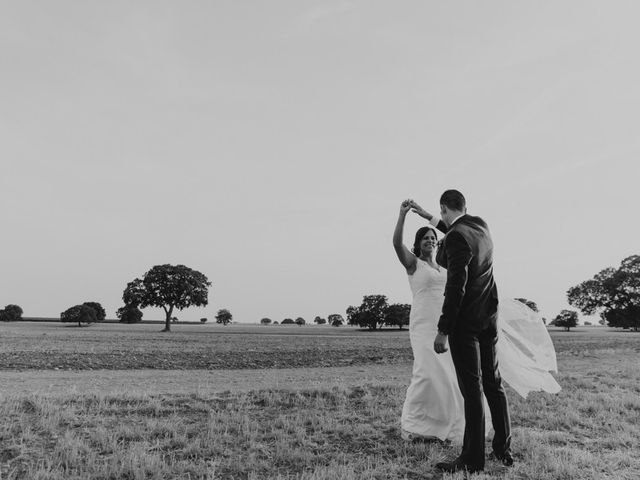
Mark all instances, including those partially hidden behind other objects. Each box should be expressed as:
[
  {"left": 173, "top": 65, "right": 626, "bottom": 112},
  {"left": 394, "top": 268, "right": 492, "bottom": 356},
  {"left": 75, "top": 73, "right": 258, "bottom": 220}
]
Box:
[{"left": 497, "top": 298, "right": 562, "bottom": 398}]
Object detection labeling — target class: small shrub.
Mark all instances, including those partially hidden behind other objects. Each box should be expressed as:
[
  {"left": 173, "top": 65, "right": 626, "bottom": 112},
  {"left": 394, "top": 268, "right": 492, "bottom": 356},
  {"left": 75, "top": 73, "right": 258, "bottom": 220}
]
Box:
[
  {"left": 0, "top": 304, "right": 23, "bottom": 322},
  {"left": 117, "top": 305, "right": 143, "bottom": 324},
  {"left": 260, "top": 318, "right": 272, "bottom": 325}
]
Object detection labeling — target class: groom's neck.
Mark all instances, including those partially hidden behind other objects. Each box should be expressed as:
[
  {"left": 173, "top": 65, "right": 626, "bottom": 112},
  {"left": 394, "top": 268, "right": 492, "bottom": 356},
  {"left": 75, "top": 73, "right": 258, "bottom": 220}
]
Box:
[{"left": 448, "top": 211, "right": 465, "bottom": 226}]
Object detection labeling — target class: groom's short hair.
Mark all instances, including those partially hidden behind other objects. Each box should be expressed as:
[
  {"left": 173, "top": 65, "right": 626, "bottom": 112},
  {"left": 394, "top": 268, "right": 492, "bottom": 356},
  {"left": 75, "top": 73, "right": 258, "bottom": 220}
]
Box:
[{"left": 440, "top": 190, "right": 466, "bottom": 211}]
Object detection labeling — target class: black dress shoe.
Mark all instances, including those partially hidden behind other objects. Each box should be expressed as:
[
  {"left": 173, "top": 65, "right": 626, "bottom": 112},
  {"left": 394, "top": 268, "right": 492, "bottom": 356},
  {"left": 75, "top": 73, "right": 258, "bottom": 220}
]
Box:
[
  {"left": 435, "top": 458, "right": 483, "bottom": 474},
  {"left": 489, "top": 450, "right": 514, "bottom": 467}
]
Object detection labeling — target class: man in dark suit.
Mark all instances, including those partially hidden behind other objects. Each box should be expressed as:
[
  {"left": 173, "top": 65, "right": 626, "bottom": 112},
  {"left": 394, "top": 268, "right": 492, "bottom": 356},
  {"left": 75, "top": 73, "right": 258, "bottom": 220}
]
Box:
[{"left": 431, "top": 190, "right": 513, "bottom": 474}]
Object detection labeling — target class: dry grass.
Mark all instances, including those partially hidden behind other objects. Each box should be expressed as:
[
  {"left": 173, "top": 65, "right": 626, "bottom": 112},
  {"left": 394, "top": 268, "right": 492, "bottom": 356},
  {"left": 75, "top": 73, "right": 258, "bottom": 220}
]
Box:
[
  {"left": 0, "top": 325, "right": 638, "bottom": 479},
  {"left": 0, "top": 322, "right": 413, "bottom": 370}
]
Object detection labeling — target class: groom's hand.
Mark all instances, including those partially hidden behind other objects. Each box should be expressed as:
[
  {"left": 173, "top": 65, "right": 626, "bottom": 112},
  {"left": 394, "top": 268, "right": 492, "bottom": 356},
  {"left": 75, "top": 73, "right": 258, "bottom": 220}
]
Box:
[
  {"left": 410, "top": 201, "right": 433, "bottom": 221},
  {"left": 434, "top": 332, "right": 449, "bottom": 354}
]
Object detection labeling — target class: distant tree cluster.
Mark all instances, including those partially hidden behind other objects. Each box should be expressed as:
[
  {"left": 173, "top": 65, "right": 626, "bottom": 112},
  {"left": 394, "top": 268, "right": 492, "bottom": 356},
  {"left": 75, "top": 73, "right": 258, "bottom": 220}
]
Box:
[
  {"left": 0, "top": 304, "right": 23, "bottom": 322},
  {"left": 346, "top": 295, "right": 410, "bottom": 330},
  {"left": 568, "top": 255, "right": 640, "bottom": 331},
  {"left": 61, "top": 302, "right": 106, "bottom": 327},
  {"left": 4, "top": 263, "right": 214, "bottom": 330},
  {"left": 258, "top": 314, "right": 345, "bottom": 327}
]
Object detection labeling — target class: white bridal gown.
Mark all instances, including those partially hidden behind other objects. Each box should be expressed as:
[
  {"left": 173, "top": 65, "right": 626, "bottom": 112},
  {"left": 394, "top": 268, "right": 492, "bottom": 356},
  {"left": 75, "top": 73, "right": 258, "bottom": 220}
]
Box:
[{"left": 400, "top": 259, "right": 561, "bottom": 442}]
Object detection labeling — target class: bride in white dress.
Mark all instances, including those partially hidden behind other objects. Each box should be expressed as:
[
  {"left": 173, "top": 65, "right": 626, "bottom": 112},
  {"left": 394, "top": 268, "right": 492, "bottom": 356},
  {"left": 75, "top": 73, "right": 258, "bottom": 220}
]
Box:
[{"left": 393, "top": 200, "right": 561, "bottom": 443}]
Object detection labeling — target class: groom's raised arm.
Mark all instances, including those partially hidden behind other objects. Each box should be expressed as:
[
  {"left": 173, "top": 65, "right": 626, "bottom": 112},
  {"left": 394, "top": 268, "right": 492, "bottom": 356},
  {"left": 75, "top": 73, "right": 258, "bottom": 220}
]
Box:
[
  {"left": 438, "top": 231, "right": 473, "bottom": 335},
  {"left": 409, "top": 202, "right": 448, "bottom": 234}
]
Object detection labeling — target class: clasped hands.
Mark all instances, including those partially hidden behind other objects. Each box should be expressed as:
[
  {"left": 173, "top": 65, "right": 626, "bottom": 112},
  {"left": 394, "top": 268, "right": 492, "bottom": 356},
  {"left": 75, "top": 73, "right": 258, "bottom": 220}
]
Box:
[{"left": 400, "top": 199, "right": 429, "bottom": 218}]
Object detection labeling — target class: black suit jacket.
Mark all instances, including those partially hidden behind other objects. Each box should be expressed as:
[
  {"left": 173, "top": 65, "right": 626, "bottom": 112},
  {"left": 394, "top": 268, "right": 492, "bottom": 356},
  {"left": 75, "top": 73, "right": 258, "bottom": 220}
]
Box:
[{"left": 433, "top": 215, "right": 499, "bottom": 335}]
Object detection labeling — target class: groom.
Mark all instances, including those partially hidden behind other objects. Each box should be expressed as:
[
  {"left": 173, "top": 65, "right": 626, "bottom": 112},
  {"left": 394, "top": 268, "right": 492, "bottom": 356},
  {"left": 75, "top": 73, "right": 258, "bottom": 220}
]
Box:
[{"left": 431, "top": 190, "right": 513, "bottom": 474}]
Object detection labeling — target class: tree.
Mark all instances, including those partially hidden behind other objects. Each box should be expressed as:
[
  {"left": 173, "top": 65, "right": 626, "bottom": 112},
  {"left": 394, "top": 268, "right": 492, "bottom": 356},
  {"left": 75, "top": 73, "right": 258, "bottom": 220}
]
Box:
[
  {"left": 82, "top": 302, "right": 106, "bottom": 322},
  {"left": 122, "top": 278, "right": 146, "bottom": 306},
  {"left": 514, "top": 298, "right": 539, "bottom": 312},
  {"left": 260, "top": 317, "right": 272, "bottom": 325},
  {"left": 328, "top": 314, "right": 344, "bottom": 326},
  {"left": 122, "top": 264, "right": 211, "bottom": 332},
  {"left": 117, "top": 304, "right": 143, "bottom": 324},
  {"left": 314, "top": 316, "right": 327, "bottom": 325},
  {"left": 61, "top": 304, "right": 98, "bottom": 327},
  {"left": 553, "top": 309, "right": 578, "bottom": 331},
  {"left": 567, "top": 255, "right": 640, "bottom": 331},
  {"left": 281, "top": 318, "right": 295, "bottom": 325},
  {"left": 384, "top": 303, "right": 411, "bottom": 330},
  {"left": 215, "top": 309, "right": 233, "bottom": 325},
  {"left": 347, "top": 295, "right": 389, "bottom": 330},
  {"left": 200, "top": 317, "right": 208, "bottom": 323},
  {"left": 0, "top": 304, "right": 23, "bottom": 322},
  {"left": 273, "top": 321, "right": 279, "bottom": 325},
  {"left": 295, "top": 317, "right": 306, "bottom": 326}
]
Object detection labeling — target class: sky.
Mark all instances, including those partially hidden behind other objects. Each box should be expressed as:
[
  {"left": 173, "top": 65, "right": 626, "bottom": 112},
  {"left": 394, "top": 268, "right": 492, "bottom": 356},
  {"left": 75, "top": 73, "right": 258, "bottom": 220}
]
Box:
[{"left": 1, "top": 1, "right": 639, "bottom": 324}]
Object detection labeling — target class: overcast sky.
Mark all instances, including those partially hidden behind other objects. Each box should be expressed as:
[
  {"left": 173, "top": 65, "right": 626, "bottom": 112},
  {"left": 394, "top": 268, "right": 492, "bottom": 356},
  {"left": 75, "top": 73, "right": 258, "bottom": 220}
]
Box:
[{"left": 2, "top": 1, "right": 639, "bottom": 324}]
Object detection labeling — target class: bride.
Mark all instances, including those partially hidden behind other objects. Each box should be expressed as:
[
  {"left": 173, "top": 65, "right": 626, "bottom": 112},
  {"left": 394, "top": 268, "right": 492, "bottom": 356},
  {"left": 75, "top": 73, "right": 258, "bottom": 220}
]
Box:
[{"left": 392, "top": 199, "right": 560, "bottom": 443}]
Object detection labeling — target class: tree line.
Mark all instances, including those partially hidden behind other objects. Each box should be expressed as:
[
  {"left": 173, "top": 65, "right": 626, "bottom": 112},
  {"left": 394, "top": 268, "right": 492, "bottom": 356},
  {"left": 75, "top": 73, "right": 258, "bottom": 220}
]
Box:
[
  {"left": 543, "top": 254, "right": 640, "bottom": 331},
  {"left": 3, "top": 255, "right": 638, "bottom": 331}
]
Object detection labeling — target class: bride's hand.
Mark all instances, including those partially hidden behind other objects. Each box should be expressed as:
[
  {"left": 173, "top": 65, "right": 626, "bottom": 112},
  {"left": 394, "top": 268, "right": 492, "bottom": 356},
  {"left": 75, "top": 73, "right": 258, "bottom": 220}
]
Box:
[{"left": 399, "top": 199, "right": 412, "bottom": 216}]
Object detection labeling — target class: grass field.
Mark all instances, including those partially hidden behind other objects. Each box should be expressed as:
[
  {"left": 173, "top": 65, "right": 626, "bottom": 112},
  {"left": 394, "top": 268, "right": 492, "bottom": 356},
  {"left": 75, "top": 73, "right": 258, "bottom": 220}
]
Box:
[
  {"left": 0, "top": 322, "right": 413, "bottom": 370},
  {"left": 0, "top": 322, "right": 639, "bottom": 479}
]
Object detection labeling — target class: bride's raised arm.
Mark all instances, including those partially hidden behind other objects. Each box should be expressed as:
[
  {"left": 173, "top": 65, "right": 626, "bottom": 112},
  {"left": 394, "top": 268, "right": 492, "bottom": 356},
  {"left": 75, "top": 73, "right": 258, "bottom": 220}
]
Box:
[{"left": 393, "top": 200, "right": 417, "bottom": 273}]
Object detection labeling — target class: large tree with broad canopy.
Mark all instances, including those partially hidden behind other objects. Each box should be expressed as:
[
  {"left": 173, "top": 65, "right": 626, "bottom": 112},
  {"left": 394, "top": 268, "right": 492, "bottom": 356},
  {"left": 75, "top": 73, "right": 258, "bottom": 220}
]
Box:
[{"left": 122, "top": 264, "right": 211, "bottom": 332}]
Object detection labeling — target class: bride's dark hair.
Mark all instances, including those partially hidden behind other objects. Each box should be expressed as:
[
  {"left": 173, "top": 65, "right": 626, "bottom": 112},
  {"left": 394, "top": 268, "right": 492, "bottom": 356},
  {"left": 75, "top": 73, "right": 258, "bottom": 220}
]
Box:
[{"left": 412, "top": 226, "right": 438, "bottom": 256}]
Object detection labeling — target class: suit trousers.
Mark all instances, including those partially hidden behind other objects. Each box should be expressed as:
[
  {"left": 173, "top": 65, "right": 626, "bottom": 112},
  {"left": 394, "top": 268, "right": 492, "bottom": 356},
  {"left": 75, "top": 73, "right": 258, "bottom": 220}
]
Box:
[{"left": 449, "top": 323, "right": 511, "bottom": 468}]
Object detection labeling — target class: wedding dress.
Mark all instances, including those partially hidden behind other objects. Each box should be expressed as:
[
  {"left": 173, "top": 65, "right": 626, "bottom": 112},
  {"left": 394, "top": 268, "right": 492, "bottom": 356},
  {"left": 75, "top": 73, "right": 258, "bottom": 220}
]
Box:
[{"left": 400, "top": 259, "right": 560, "bottom": 442}]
